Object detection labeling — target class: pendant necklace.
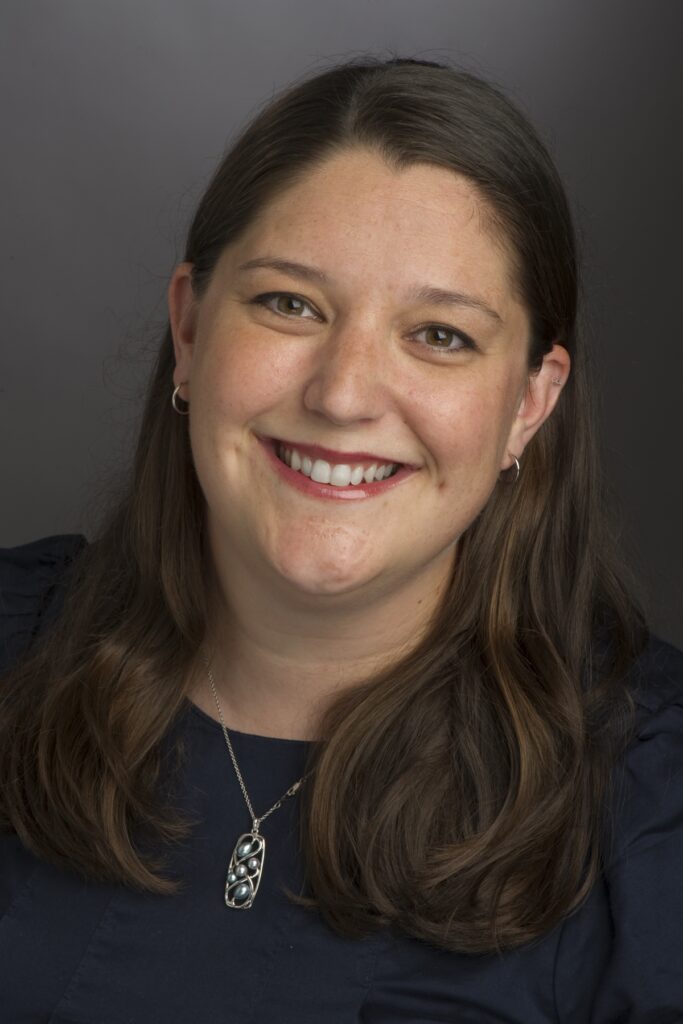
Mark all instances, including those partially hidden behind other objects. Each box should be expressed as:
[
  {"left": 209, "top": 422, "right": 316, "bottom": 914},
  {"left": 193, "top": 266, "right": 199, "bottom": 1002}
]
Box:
[{"left": 203, "top": 655, "right": 312, "bottom": 909}]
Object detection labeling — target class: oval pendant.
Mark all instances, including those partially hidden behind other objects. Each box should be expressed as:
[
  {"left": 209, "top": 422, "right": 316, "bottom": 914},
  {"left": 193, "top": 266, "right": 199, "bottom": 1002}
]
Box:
[{"left": 225, "top": 831, "right": 265, "bottom": 909}]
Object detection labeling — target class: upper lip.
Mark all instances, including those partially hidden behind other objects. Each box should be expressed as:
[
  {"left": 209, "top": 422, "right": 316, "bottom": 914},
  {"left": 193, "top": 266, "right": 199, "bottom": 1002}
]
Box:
[{"left": 262, "top": 435, "right": 417, "bottom": 469}]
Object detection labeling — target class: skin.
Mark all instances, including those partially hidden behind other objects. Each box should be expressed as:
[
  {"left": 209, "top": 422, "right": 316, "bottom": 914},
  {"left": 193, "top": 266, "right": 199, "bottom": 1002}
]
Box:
[{"left": 168, "top": 148, "right": 570, "bottom": 739}]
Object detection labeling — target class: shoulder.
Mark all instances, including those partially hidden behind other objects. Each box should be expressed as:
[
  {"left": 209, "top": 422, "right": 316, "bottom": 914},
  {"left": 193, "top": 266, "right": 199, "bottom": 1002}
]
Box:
[
  {"left": 607, "top": 632, "right": 683, "bottom": 866},
  {"left": 557, "top": 637, "right": 683, "bottom": 1015},
  {"left": 0, "top": 533, "right": 87, "bottom": 674},
  {"left": 627, "top": 632, "right": 683, "bottom": 722}
]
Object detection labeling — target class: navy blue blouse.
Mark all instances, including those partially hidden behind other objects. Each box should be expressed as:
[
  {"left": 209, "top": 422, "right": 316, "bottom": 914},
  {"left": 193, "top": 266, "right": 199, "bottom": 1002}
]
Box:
[{"left": 1, "top": 535, "right": 683, "bottom": 1023}]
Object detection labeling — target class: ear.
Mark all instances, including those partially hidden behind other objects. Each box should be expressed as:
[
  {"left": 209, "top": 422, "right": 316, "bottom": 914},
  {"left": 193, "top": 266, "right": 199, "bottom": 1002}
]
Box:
[
  {"left": 501, "top": 343, "right": 571, "bottom": 470},
  {"left": 168, "top": 262, "right": 198, "bottom": 394}
]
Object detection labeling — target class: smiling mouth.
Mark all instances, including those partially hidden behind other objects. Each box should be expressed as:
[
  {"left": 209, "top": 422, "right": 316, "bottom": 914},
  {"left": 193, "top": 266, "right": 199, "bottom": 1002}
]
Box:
[{"left": 275, "top": 441, "right": 401, "bottom": 488}]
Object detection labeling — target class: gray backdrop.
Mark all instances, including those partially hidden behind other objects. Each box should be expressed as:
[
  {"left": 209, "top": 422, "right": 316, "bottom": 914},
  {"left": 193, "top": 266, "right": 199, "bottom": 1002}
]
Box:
[{"left": 2, "top": 0, "right": 681, "bottom": 647}]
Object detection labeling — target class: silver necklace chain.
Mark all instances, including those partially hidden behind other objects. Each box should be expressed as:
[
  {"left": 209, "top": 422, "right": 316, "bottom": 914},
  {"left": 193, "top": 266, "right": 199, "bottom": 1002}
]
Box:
[
  {"left": 202, "top": 659, "right": 309, "bottom": 835},
  {"left": 202, "top": 653, "right": 312, "bottom": 908}
]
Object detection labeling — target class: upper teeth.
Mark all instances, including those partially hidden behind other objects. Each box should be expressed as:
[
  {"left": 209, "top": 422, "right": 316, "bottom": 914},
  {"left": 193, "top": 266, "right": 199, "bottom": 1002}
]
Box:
[{"left": 278, "top": 445, "right": 397, "bottom": 487}]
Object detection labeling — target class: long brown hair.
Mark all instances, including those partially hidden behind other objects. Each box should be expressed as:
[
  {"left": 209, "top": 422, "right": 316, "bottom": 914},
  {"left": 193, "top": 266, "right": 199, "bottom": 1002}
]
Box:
[{"left": 0, "top": 57, "right": 646, "bottom": 953}]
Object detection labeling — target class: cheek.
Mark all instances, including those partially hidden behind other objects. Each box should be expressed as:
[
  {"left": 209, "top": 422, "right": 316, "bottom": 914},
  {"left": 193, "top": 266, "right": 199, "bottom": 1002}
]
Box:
[
  {"left": 197, "top": 324, "right": 295, "bottom": 422},
  {"left": 422, "top": 384, "right": 513, "bottom": 482}
]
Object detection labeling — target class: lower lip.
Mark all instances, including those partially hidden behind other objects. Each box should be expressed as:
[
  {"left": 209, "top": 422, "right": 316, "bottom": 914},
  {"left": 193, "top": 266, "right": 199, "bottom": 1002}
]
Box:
[{"left": 258, "top": 438, "right": 417, "bottom": 501}]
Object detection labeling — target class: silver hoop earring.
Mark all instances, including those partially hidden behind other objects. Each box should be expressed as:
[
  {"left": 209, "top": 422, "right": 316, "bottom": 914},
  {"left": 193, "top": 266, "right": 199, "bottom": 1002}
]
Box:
[
  {"left": 500, "top": 455, "right": 520, "bottom": 484},
  {"left": 172, "top": 382, "right": 190, "bottom": 416}
]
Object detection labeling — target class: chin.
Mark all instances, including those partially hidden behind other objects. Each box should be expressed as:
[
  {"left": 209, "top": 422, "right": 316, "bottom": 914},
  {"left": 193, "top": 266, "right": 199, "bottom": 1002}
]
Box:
[
  {"left": 265, "top": 522, "right": 380, "bottom": 594},
  {"left": 269, "top": 549, "right": 379, "bottom": 598},
  {"left": 276, "top": 565, "right": 374, "bottom": 597}
]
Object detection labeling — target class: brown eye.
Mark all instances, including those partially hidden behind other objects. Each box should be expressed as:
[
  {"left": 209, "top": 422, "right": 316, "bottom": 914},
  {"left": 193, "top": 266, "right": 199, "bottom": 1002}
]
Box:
[
  {"left": 275, "top": 294, "right": 307, "bottom": 315},
  {"left": 253, "top": 292, "right": 320, "bottom": 319},
  {"left": 426, "top": 327, "right": 455, "bottom": 348},
  {"left": 414, "top": 324, "right": 476, "bottom": 354}
]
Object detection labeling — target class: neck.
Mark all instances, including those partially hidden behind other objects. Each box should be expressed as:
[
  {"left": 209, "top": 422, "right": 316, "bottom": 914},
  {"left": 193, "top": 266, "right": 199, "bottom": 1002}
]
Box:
[{"left": 189, "top": 537, "right": 454, "bottom": 742}]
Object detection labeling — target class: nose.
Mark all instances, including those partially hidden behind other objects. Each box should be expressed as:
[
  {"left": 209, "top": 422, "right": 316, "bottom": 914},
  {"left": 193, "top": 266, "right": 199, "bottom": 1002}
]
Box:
[{"left": 302, "top": 316, "right": 389, "bottom": 426}]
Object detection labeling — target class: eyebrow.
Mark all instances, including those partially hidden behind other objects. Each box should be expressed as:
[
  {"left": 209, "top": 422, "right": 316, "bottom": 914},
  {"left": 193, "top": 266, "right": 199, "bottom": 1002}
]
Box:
[{"left": 237, "top": 256, "right": 503, "bottom": 324}]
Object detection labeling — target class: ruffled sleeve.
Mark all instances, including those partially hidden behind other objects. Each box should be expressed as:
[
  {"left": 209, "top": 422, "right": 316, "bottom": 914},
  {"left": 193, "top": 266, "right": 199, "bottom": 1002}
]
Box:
[
  {"left": 554, "top": 636, "right": 683, "bottom": 1021},
  {"left": 0, "top": 534, "right": 87, "bottom": 674}
]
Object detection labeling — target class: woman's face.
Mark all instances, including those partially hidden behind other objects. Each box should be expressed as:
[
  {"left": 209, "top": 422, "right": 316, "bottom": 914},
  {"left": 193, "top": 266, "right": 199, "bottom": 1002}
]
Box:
[{"left": 170, "top": 148, "right": 568, "bottom": 602}]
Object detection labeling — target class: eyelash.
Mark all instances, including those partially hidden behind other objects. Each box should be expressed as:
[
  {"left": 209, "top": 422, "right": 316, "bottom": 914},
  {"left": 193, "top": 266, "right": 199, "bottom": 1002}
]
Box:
[{"left": 250, "top": 291, "right": 477, "bottom": 355}]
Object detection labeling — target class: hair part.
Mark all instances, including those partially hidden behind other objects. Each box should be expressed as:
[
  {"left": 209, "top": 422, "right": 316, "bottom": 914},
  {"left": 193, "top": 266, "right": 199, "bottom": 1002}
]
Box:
[{"left": 0, "top": 56, "right": 646, "bottom": 954}]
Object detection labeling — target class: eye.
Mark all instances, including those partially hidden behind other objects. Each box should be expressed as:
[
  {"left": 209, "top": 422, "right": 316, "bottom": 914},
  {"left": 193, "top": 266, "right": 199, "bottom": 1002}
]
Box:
[
  {"left": 412, "top": 324, "right": 476, "bottom": 354},
  {"left": 251, "top": 291, "right": 321, "bottom": 320}
]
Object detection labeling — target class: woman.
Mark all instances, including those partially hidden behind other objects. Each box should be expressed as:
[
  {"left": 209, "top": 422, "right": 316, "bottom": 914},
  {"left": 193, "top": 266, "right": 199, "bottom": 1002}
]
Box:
[{"left": 1, "top": 57, "right": 681, "bottom": 1021}]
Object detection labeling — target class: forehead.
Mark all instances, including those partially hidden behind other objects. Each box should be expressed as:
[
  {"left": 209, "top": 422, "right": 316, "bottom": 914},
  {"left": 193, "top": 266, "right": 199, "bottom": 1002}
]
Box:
[{"left": 224, "top": 148, "right": 519, "bottom": 312}]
